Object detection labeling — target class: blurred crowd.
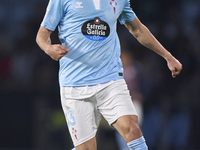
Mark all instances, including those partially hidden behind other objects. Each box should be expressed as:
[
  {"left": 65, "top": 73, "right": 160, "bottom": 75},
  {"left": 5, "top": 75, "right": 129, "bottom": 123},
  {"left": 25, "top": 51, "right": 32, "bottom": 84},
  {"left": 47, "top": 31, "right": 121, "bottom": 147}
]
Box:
[{"left": 0, "top": 0, "right": 200, "bottom": 150}]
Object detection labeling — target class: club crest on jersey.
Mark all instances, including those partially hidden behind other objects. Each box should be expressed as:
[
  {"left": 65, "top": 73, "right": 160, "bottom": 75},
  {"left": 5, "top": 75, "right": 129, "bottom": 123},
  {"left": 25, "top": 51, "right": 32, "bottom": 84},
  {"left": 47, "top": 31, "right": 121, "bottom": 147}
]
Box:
[
  {"left": 110, "top": 0, "right": 117, "bottom": 14},
  {"left": 81, "top": 17, "right": 110, "bottom": 41}
]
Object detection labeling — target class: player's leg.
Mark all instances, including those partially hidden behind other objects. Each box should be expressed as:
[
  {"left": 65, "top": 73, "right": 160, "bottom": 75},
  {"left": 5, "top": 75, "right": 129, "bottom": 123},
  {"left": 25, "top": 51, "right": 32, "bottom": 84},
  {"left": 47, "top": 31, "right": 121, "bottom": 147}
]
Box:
[
  {"left": 112, "top": 115, "right": 148, "bottom": 150},
  {"left": 112, "top": 115, "right": 142, "bottom": 142},
  {"left": 60, "top": 86, "right": 101, "bottom": 150},
  {"left": 97, "top": 79, "right": 148, "bottom": 150},
  {"left": 115, "top": 100, "right": 144, "bottom": 150}
]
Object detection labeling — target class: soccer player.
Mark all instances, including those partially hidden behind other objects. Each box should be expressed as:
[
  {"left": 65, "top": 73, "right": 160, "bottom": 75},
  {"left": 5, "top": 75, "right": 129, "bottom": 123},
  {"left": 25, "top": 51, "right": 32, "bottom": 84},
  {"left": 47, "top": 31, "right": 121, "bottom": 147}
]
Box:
[{"left": 36, "top": 0, "right": 182, "bottom": 150}]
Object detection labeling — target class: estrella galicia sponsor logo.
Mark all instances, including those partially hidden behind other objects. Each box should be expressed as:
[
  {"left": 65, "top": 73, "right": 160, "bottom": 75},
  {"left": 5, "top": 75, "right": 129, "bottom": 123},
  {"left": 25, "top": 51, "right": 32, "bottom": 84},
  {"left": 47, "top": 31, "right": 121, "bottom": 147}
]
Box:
[{"left": 81, "top": 17, "right": 110, "bottom": 41}]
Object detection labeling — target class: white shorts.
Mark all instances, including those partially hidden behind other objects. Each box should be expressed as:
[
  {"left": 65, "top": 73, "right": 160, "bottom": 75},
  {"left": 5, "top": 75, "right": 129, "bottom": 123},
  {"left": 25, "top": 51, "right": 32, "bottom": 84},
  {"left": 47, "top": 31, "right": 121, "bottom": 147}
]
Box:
[{"left": 60, "top": 79, "right": 137, "bottom": 146}]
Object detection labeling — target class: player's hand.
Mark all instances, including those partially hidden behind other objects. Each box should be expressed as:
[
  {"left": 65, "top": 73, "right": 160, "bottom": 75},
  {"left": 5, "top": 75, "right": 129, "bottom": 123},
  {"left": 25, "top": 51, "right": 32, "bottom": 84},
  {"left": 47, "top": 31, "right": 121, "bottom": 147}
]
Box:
[
  {"left": 45, "top": 44, "right": 69, "bottom": 61},
  {"left": 166, "top": 56, "right": 182, "bottom": 78}
]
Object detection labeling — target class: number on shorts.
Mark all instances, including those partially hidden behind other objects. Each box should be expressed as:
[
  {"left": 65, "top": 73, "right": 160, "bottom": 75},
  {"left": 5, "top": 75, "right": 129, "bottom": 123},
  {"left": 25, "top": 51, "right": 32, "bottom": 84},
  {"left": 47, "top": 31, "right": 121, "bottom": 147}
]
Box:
[{"left": 66, "top": 110, "right": 76, "bottom": 127}]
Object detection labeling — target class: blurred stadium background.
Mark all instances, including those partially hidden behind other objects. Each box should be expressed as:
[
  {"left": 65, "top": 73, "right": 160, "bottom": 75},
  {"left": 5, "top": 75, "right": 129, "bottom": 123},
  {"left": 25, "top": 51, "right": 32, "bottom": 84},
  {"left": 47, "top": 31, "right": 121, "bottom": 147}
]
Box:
[{"left": 0, "top": 0, "right": 200, "bottom": 150}]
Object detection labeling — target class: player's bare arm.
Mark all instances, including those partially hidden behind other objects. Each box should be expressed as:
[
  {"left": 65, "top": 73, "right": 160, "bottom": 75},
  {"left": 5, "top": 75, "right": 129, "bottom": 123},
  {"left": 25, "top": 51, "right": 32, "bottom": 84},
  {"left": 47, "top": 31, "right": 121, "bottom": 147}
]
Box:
[
  {"left": 125, "top": 16, "right": 182, "bottom": 78},
  {"left": 36, "top": 26, "right": 69, "bottom": 61}
]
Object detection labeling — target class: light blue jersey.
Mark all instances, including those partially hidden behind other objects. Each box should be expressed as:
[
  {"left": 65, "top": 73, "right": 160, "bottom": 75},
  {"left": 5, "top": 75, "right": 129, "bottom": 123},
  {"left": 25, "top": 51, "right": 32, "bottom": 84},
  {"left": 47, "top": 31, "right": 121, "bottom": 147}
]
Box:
[{"left": 41, "top": 0, "right": 136, "bottom": 86}]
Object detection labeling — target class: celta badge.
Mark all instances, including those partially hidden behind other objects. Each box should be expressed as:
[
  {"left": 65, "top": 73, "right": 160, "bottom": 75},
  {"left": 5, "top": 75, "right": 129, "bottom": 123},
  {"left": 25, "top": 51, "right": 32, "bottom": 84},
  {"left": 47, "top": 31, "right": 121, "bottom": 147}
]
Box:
[{"left": 110, "top": 0, "right": 117, "bottom": 14}]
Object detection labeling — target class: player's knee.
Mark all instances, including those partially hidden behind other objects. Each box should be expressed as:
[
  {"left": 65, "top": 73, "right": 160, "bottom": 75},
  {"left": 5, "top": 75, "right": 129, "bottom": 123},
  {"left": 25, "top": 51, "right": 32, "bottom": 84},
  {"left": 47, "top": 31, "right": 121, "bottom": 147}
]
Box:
[{"left": 123, "top": 122, "right": 142, "bottom": 142}]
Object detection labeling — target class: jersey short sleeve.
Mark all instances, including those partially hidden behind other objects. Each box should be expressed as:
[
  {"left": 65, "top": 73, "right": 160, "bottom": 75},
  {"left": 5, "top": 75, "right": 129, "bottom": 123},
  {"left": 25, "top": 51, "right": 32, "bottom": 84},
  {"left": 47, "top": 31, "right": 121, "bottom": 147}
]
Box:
[
  {"left": 41, "top": 0, "right": 64, "bottom": 31},
  {"left": 118, "top": 0, "right": 136, "bottom": 25}
]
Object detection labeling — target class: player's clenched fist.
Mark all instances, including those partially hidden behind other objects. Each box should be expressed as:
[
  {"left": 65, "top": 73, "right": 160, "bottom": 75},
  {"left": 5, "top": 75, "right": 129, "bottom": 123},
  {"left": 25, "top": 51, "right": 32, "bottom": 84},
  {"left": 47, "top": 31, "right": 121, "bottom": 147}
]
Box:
[
  {"left": 36, "top": 26, "right": 69, "bottom": 61},
  {"left": 166, "top": 55, "right": 182, "bottom": 78},
  {"left": 45, "top": 44, "right": 69, "bottom": 61}
]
